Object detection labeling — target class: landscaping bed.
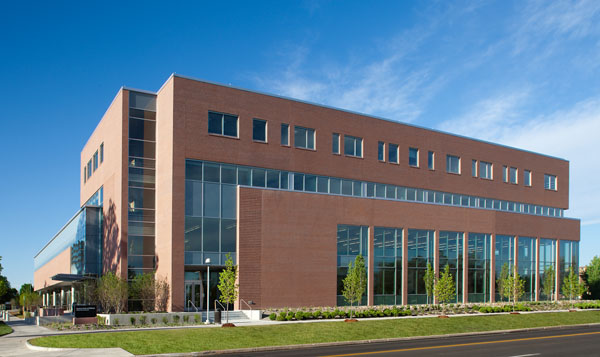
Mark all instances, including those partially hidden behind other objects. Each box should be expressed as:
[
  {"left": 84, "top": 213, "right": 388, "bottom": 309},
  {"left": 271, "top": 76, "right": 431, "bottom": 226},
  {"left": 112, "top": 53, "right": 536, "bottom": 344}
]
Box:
[{"left": 0, "top": 321, "right": 13, "bottom": 336}]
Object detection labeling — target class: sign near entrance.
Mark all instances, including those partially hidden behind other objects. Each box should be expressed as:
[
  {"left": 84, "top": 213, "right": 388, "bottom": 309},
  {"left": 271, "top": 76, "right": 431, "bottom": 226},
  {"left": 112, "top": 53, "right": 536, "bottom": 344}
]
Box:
[{"left": 74, "top": 304, "right": 97, "bottom": 318}]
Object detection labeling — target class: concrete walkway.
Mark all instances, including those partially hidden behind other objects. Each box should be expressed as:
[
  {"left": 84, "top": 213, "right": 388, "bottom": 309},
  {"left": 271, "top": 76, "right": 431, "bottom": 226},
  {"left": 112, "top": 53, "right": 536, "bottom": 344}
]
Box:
[{"left": 0, "top": 317, "right": 132, "bottom": 356}]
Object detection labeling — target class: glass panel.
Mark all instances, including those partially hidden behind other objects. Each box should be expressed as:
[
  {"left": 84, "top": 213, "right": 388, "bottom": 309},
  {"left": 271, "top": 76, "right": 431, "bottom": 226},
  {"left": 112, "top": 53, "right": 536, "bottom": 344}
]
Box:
[
  {"left": 253, "top": 119, "right": 267, "bottom": 142},
  {"left": 129, "top": 118, "right": 156, "bottom": 141},
  {"left": 317, "top": 176, "right": 329, "bottom": 193},
  {"left": 129, "top": 139, "right": 156, "bottom": 158},
  {"left": 184, "top": 217, "right": 202, "bottom": 251},
  {"left": 281, "top": 124, "right": 289, "bottom": 145},
  {"left": 267, "top": 170, "right": 280, "bottom": 188},
  {"left": 203, "top": 218, "right": 220, "bottom": 252},
  {"left": 223, "top": 114, "right": 238, "bottom": 137},
  {"left": 221, "top": 185, "right": 236, "bottom": 219},
  {"left": 237, "top": 167, "right": 251, "bottom": 185},
  {"left": 221, "top": 165, "right": 236, "bottom": 184},
  {"left": 221, "top": 219, "right": 236, "bottom": 252},
  {"left": 204, "top": 163, "right": 220, "bottom": 183},
  {"left": 203, "top": 183, "right": 220, "bottom": 218},
  {"left": 252, "top": 168, "right": 266, "bottom": 187}
]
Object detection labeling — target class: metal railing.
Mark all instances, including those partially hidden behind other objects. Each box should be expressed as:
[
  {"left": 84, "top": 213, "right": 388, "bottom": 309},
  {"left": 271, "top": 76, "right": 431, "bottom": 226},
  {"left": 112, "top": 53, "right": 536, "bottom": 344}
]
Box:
[
  {"left": 187, "top": 300, "right": 199, "bottom": 312},
  {"left": 240, "top": 299, "right": 253, "bottom": 311}
]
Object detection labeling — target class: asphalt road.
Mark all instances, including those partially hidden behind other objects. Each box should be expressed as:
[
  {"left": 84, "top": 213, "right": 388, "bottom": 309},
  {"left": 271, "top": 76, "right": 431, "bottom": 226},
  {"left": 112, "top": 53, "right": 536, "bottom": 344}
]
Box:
[{"left": 221, "top": 324, "right": 600, "bottom": 357}]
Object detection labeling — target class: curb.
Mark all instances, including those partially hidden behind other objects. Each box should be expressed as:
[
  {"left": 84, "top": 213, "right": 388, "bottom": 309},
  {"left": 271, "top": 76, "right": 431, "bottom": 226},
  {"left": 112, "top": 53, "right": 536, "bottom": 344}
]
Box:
[
  {"left": 25, "top": 340, "right": 75, "bottom": 352},
  {"left": 135, "top": 322, "right": 600, "bottom": 356}
]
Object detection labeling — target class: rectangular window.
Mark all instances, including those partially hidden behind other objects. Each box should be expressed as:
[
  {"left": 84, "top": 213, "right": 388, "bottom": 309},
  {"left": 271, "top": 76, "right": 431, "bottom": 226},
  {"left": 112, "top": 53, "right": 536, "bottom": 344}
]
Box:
[
  {"left": 509, "top": 167, "right": 518, "bottom": 184},
  {"left": 428, "top": 151, "right": 434, "bottom": 170},
  {"left": 503, "top": 166, "right": 508, "bottom": 182},
  {"left": 83, "top": 166, "right": 87, "bottom": 184},
  {"left": 93, "top": 151, "right": 99, "bottom": 172},
  {"left": 389, "top": 144, "right": 398, "bottom": 164},
  {"left": 544, "top": 174, "right": 557, "bottom": 191},
  {"left": 87, "top": 160, "right": 92, "bottom": 179},
  {"left": 479, "top": 161, "right": 492, "bottom": 179},
  {"left": 208, "top": 111, "right": 238, "bottom": 137},
  {"left": 378, "top": 141, "right": 385, "bottom": 161},
  {"left": 344, "top": 135, "right": 363, "bottom": 157},
  {"left": 446, "top": 155, "right": 460, "bottom": 174},
  {"left": 409, "top": 148, "right": 419, "bottom": 167},
  {"left": 99, "top": 143, "right": 104, "bottom": 164},
  {"left": 252, "top": 119, "right": 267, "bottom": 142},
  {"left": 524, "top": 170, "right": 532, "bottom": 186},
  {"left": 281, "top": 123, "right": 289, "bottom": 146},
  {"left": 294, "top": 126, "right": 315, "bottom": 150},
  {"left": 332, "top": 133, "right": 340, "bottom": 154},
  {"left": 471, "top": 160, "right": 477, "bottom": 177}
]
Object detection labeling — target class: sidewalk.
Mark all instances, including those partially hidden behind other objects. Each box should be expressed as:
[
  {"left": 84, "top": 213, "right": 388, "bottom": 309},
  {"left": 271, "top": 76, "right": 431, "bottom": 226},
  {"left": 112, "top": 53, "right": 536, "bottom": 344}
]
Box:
[{"left": 0, "top": 316, "right": 132, "bottom": 356}]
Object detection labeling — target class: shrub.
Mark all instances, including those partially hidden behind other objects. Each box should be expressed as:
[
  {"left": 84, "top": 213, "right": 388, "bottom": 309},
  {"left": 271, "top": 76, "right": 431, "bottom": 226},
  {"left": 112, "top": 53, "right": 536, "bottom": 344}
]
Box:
[
  {"left": 276, "top": 314, "right": 286, "bottom": 321},
  {"left": 295, "top": 311, "right": 304, "bottom": 320},
  {"left": 313, "top": 310, "right": 322, "bottom": 319},
  {"left": 151, "top": 317, "right": 157, "bottom": 324},
  {"left": 383, "top": 309, "right": 391, "bottom": 317},
  {"left": 279, "top": 311, "right": 287, "bottom": 320},
  {"left": 269, "top": 313, "right": 277, "bottom": 320},
  {"left": 130, "top": 316, "right": 136, "bottom": 325},
  {"left": 97, "top": 316, "right": 106, "bottom": 325},
  {"left": 173, "top": 315, "right": 180, "bottom": 324},
  {"left": 286, "top": 314, "right": 294, "bottom": 321},
  {"left": 183, "top": 315, "right": 190, "bottom": 323},
  {"left": 287, "top": 311, "right": 295, "bottom": 319},
  {"left": 139, "top": 315, "right": 147, "bottom": 325},
  {"left": 114, "top": 318, "right": 120, "bottom": 326},
  {"left": 162, "top": 316, "right": 169, "bottom": 325},
  {"left": 195, "top": 314, "right": 201, "bottom": 323}
]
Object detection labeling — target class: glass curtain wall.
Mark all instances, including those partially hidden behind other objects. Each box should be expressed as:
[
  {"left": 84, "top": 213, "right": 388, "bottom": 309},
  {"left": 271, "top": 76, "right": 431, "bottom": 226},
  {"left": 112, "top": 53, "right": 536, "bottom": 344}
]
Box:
[
  {"left": 374, "top": 227, "right": 402, "bottom": 305},
  {"left": 495, "top": 235, "right": 515, "bottom": 302},
  {"left": 407, "top": 229, "right": 434, "bottom": 304},
  {"left": 337, "top": 225, "right": 368, "bottom": 306},
  {"left": 468, "top": 233, "right": 491, "bottom": 302},
  {"left": 184, "top": 161, "right": 238, "bottom": 266},
  {"left": 438, "top": 231, "right": 463, "bottom": 303},
  {"left": 559, "top": 240, "right": 579, "bottom": 299},
  {"left": 518, "top": 237, "right": 536, "bottom": 301},
  {"left": 539, "top": 238, "right": 556, "bottom": 300}
]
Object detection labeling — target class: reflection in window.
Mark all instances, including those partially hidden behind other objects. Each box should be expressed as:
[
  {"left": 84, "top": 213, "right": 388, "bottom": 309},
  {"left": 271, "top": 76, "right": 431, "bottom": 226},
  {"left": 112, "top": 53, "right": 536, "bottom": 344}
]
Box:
[
  {"left": 446, "top": 155, "right": 460, "bottom": 174},
  {"left": 407, "top": 229, "right": 434, "bottom": 304},
  {"left": 294, "top": 126, "right": 315, "bottom": 149},
  {"left": 344, "top": 135, "right": 363, "bottom": 157},
  {"left": 374, "top": 227, "right": 402, "bottom": 305},
  {"left": 337, "top": 225, "right": 369, "bottom": 306},
  {"left": 208, "top": 111, "right": 238, "bottom": 137}
]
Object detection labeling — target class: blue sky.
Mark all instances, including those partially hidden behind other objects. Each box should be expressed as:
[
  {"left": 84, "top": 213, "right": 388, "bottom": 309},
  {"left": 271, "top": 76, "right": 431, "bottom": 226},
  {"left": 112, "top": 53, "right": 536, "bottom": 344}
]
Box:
[{"left": 1, "top": 1, "right": 599, "bottom": 290}]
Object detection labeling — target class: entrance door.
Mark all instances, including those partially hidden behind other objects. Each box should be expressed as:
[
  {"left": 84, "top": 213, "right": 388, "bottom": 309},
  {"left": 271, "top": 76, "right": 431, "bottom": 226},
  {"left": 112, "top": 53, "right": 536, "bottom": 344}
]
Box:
[{"left": 184, "top": 281, "right": 204, "bottom": 311}]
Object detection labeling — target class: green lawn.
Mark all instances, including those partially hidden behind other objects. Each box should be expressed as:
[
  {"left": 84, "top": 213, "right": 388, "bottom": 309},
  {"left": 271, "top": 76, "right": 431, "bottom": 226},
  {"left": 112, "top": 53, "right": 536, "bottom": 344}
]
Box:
[
  {"left": 30, "top": 311, "right": 600, "bottom": 355},
  {"left": 0, "top": 321, "right": 13, "bottom": 336}
]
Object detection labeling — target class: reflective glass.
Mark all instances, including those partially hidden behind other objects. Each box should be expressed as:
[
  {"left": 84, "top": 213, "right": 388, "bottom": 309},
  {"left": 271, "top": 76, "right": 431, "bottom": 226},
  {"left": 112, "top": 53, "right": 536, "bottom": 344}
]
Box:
[
  {"left": 203, "top": 183, "right": 220, "bottom": 218},
  {"left": 253, "top": 119, "right": 267, "bottom": 142}
]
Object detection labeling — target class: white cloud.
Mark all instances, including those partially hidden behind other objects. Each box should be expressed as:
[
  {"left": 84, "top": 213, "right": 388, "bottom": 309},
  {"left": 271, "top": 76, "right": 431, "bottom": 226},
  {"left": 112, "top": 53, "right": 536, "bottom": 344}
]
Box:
[{"left": 439, "top": 95, "right": 600, "bottom": 224}]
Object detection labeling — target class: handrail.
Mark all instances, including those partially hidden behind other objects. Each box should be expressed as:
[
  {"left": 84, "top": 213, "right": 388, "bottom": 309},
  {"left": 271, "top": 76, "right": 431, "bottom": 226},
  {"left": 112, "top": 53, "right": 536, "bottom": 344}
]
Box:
[
  {"left": 214, "top": 300, "right": 226, "bottom": 311},
  {"left": 188, "top": 300, "right": 199, "bottom": 312},
  {"left": 239, "top": 299, "right": 253, "bottom": 311}
]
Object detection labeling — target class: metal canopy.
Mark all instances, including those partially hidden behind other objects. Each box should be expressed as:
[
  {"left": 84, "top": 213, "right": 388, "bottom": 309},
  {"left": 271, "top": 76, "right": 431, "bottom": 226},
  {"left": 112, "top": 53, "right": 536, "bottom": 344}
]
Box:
[{"left": 51, "top": 274, "right": 95, "bottom": 282}]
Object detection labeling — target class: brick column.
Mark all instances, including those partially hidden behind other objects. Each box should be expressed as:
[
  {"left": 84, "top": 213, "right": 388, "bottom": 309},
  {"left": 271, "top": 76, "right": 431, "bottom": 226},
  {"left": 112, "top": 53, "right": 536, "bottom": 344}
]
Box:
[
  {"left": 402, "top": 228, "right": 408, "bottom": 306},
  {"left": 535, "top": 238, "right": 540, "bottom": 301},
  {"left": 463, "top": 232, "right": 468, "bottom": 304},
  {"left": 368, "top": 226, "right": 375, "bottom": 306},
  {"left": 490, "top": 234, "right": 496, "bottom": 303}
]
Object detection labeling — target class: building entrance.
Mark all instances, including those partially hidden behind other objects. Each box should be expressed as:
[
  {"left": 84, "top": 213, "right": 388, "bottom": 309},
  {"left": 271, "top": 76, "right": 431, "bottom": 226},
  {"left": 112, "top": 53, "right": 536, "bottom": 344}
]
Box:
[{"left": 184, "top": 281, "right": 204, "bottom": 311}]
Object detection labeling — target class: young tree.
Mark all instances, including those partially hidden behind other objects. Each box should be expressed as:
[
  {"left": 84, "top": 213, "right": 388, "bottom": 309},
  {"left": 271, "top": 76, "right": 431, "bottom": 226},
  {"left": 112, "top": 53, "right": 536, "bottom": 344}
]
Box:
[
  {"left": 496, "top": 263, "right": 509, "bottom": 302},
  {"left": 155, "top": 275, "right": 170, "bottom": 312},
  {"left": 424, "top": 262, "right": 435, "bottom": 305},
  {"left": 503, "top": 271, "right": 525, "bottom": 311},
  {"left": 130, "top": 272, "right": 155, "bottom": 312},
  {"left": 97, "top": 272, "right": 128, "bottom": 313},
  {"left": 19, "top": 289, "right": 41, "bottom": 314},
  {"left": 434, "top": 264, "right": 456, "bottom": 314},
  {"left": 585, "top": 256, "right": 600, "bottom": 300},
  {"left": 542, "top": 265, "right": 556, "bottom": 301},
  {"left": 342, "top": 255, "right": 367, "bottom": 319},
  {"left": 218, "top": 253, "right": 239, "bottom": 324},
  {"left": 562, "top": 269, "right": 587, "bottom": 309}
]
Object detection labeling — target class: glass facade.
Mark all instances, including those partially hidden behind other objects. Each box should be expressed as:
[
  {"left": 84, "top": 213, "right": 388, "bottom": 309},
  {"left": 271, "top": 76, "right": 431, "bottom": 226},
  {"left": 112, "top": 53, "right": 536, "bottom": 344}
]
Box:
[
  {"left": 468, "top": 233, "right": 490, "bottom": 302},
  {"left": 374, "top": 227, "right": 402, "bottom": 305},
  {"left": 337, "top": 225, "right": 368, "bottom": 306},
  {"left": 439, "top": 231, "right": 463, "bottom": 303},
  {"left": 185, "top": 161, "right": 237, "bottom": 266},
  {"left": 539, "top": 238, "right": 556, "bottom": 300},
  {"left": 127, "top": 91, "right": 156, "bottom": 280},
  {"left": 495, "top": 235, "right": 514, "bottom": 302},
  {"left": 559, "top": 240, "right": 579, "bottom": 299},
  {"left": 407, "top": 229, "right": 434, "bottom": 304},
  {"left": 518, "top": 237, "right": 536, "bottom": 301}
]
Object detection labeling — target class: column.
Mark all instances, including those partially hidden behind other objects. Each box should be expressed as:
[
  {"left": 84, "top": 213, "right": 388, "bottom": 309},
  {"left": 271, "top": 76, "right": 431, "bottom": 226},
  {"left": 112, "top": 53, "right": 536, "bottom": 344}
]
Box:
[
  {"left": 61, "top": 289, "right": 65, "bottom": 308},
  {"left": 402, "top": 227, "right": 408, "bottom": 306},
  {"left": 463, "top": 232, "right": 469, "bottom": 304},
  {"left": 433, "top": 230, "right": 440, "bottom": 304},
  {"left": 490, "top": 234, "right": 496, "bottom": 303},
  {"left": 52, "top": 291, "right": 56, "bottom": 307},
  {"left": 514, "top": 236, "right": 519, "bottom": 277},
  {"left": 555, "top": 241, "right": 561, "bottom": 301},
  {"left": 535, "top": 237, "right": 540, "bottom": 301},
  {"left": 367, "top": 225, "right": 374, "bottom": 306},
  {"left": 71, "top": 286, "right": 76, "bottom": 306}
]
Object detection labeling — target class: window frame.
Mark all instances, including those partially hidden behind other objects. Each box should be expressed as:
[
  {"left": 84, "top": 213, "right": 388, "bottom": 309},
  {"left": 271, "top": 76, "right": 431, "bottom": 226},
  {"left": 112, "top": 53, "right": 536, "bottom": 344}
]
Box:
[
  {"left": 471, "top": 159, "right": 477, "bottom": 177},
  {"left": 479, "top": 161, "right": 493, "bottom": 180},
  {"left": 408, "top": 147, "right": 419, "bottom": 167},
  {"left": 428, "top": 151, "right": 434, "bottom": 170},
  {"left": 446, "top": 155, "right": 461, "bottom": 174},
  {"left": 332, "top": 133, "right": 340, "bottom": 155},
  {"left": 503, "top": 166, "right": 508, "bottom": 183},
  {"left": 544, "top": 174, "right": 557, "bottom": 191},
  {"left": 294, "top": 126, "right": 316, "bottom": 150},
  {"left": 509, "top": 167, "right": 518, "bottom": 184},
  {"left": 252, "top": 118, "right": 267, "bottom": 143},
  {"left": 344, "top": 135, "right": 363, "bottom": 158},
  {"left": 208, "top": 111, "right": 239, "bottom": 138},
  {"left": 281, "top": 123, "right": 289, "bottom": 146},
  {"left": 378, "top": 141, "right": 385, "bottom": 162},
  {"left": 524, "top": 169, "right": 532, "bottom": 187},
  {"left": 388, "top": 143, "right": 399, "bottom": 164},
  {"left": 99, "top": 143, "right": 104, "bottom": 164}
]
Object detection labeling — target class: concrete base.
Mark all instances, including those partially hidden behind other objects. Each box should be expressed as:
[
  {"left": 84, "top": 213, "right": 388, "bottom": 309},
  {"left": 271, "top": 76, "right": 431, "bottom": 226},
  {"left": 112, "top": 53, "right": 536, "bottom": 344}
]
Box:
[{"left": 73, "top": 317, "right": 97, "bottom": 325}]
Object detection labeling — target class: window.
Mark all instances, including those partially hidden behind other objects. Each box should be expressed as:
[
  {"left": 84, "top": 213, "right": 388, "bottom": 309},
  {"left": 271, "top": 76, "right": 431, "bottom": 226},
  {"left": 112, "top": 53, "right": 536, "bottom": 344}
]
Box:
[
  {"left": 446, "top": 155, "right": 460, "bottom": 174},
  {"left": 83, "top": 166, "right": 87, "bottom": 183},
  {"left": 332, "top": 133, "right": 340, "bottom": 154},
  {"left": 408, "top": 148, "right": 419, "bottom": 167},
  {"left": 389, "top": 144, "right": 398, "bottom": 164},
  {"left": 93, "top": 151, "right": 99, "bottom": 172},
  {"left": 344, "top": 135, "right": 363, "bottom": 157},
  {"left": 378, "top": 142, "right": 385, "bottom": 161},
  {"left": 281, "top": 124, "right": 289, "bottom": 146},
  {"left": 472, "top": 160, "right": 477, "bottom": 177},
  {"left": 544, "top": 174, "right": 557, "bottom": 191},
  {"left": 509, "top": 167, "right": 518, "bottom": 184},
  {"left": 479, "top": 161, "right": 492, "bottom": 180},
  {"left": 503, "top": 166, "right": 508, "bottom": 182},
  {"left": 99, "top": 143, "right": 104, "bottom": 164},
  {"left": 208, "top": 111, "right": 238, "bottom": 137},
  {"left": 524, "top": 170, "right": 532, "bottom": 187},
  {"left": 252, "top": 119, "right": 267, "bottom": 142},
  {"left": 294, "top": 126, "right": 315, "bottom": 150},
  {"left": 428, "top": 151, "right": 434, "bottom": 170}
]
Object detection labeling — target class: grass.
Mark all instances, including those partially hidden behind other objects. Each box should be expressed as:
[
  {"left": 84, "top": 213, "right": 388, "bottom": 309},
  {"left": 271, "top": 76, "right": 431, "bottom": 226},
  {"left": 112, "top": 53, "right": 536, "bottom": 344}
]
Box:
[
  {"left": 0, "top": 321, "right": 13, "bottom": 336},
  {"left": 30, "top": 311, "right": 600, "bottom": 355}
]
